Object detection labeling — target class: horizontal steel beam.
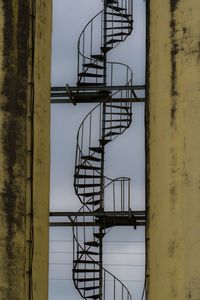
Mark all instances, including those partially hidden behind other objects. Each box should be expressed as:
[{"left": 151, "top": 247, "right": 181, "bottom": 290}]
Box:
[
  {"left": 51, "top": 85, "right": 145, "bottom": 92},
  {"left": 51, "top": 97, "right": 146, "bottom": 104},
  {"left": 49, "top": 221, "right": 146, "bottom": 227},
  {"left": 49, "top": 210, "right": 145, "bottom": 217},
  {"left": 51, "top": 85, "right": 146, "bottom": 104},
  {"left": 49, "top": 211, "right": 146, "bottom": 227}
]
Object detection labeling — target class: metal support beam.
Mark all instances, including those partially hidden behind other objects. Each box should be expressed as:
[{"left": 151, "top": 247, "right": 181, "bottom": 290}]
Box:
[
  {"left": 51, "top": 85, "right": 146, "bottom": 104},
  {"left": 49, "top": 211, "right": 146, "bottom": 227},
  {"left": 49, "top": 211, "right": 145, "bottom": 217}
]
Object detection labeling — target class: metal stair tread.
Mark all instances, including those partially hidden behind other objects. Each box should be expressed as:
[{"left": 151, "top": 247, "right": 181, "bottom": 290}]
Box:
[
  {"left": 78, "top": 250, "right": 99, "bottom": 255},
  {"left": 89, "top": 147, "right": 103, "bottom": 153},
  {"left": 106, "top": 26, "right": 131, "bottom": 30},
  {"left": 75, "top": 183, "right": 101, "bottom": 188},
  {"left": 106, "top": 32, "right": 128, "bottom": 37},
  {"left": 105, "top": 125, "right": 127, "bottom": 129},
  {"left": 85, "top": 241, "right": 100, "bottom": 247},
  {"left": 76, "top": 165, "right": 101, "bottom": 170},
  {"left": 106, "top": 19, "right": 131, "bottom": 23},
  {"left": 74, "top": 260, "right": 99, "bottom": 264},
  {"left": 104, "top": 118, "right": 129, "bottom": 122},
  {"left": 79, "top": 191, "right": 100, "bottom": 197},
  {"left": 105, "top": 112, "right": 130, "bottom": 115},
  {"left": 99, "top": 139, "right": 111, "bottom": 145},
  {"left": 83, "top": 63, "right": 104, "bottom": 69},
  {"left": 87, "top": 294, "right": 101, "bottom": 299},
  {"left": 79, "top": 72, "right": 103, "bottom": 78},
  {"left": 106, "top": 38, "right": 122, "bottom": 45},
  {"left": 77, "top": 82, "right": 105, "bottom": 87},
  {"left": 86, "top": 200, "right": 101, "bottom": 206},
  {"left": 75, "top": 174, "right": 101, "bottom": 179},
  {"left": 101, "top": 46, "right": 113, "bottom": 53},
  {"left": 79, "top": 286, "right": 100, "bottom": 291},
  {"left": 93, "top": 232, "right": 106, "bottom": 239},
  {"left": 76, "top": 278, "right": 100, "bottom": 282},
  {"left": 73, "top": 269, "right": 100, "bottom": 273},
  {"left": 81, "top": 155, "right": 101, "bottom": 162},
  {"left": 106, "top": 12, "right": 131, "bottom": 18},
  {"left": 106, "top": 5, "right": 126, "bottom": 12},
  {"left": 91, "top": 54, "right": 105, "bottom": 61},
  {"left": 106, "top": 104, "right": 130, "bottom": 110},
  {"left": 103, "top": 131, "right": 119, "bottom": 137}
]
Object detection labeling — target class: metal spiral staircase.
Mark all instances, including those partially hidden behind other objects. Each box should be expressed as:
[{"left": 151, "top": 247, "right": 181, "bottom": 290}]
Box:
[{"left": 72, "top": 1, "right": 136, "bottom": 299}]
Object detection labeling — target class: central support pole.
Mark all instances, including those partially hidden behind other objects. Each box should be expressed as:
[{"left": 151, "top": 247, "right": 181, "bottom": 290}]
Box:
[{"left": 99, "top": 2, "right": 108, "bottom": 300}]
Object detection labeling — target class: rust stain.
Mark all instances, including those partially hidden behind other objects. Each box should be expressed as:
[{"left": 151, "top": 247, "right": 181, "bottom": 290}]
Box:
[
  {"left": 170, "top": 0, "right": 180, "bottom": 14},
  {"left": 1, "top": 0, "right": 29, "bottom": 298},
  {"left": 170, "top": 0, "right": 180, "bottom": 127}
]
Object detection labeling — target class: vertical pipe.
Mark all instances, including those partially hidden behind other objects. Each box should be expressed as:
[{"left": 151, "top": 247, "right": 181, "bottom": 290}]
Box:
[{"left": 99, "top": 2, "right": 108, "bottom": 299}]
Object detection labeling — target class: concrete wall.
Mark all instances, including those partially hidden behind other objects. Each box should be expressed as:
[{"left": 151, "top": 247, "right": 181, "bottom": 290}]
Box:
[
  {"left": 0, "top": 1, "right": 51, "bottom": 299},
  {"left": 147, "top": 0, "right": 200, "bottom": 299}
]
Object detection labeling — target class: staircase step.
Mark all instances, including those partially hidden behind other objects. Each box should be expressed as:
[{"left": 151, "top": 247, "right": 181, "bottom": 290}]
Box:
[
  {"left": 76, "top": 165, "right": 101, "bottom": 170},
  {"left": 106, "top": 39, "right": 122, "bottom": 45},
  {"left": 85, "top": 241, "right": 100, "bottom": 247},
  {"left": 75, "top": 175, "right": 101, "bottom": 179},
  {"left": 80, "top": 286, "right": 100, "bottom": 291},
  {"left": 75, "top": 183, "right": 101, "bottom": 188},
  {"left": 106, "top": 19, "right": 130, "bottom": 23},
  {"left": 99, "top": 139, "right": 111, "bottom": 145},
  {"left": 87, "top": 294, "right": 101, "bottom": 299},
  {"left": 81, "top": 155, "right": 101, "bottom": 162},
  {"left": 105, "top": 112, "right": 129, "bottom": 115},
  {"left": 79, "top": 192, "right": 100, "bottom": 197},
  {"left": 78, "top": 250, "right": 99, "bottom": 255},
  {"left": 104, "top": 119, "right": 129, "bottom": 122},
  {"left": 74, "top": 260, "right": 99, "bottom": 264},
  {"left": 86, "top": 200, "right": 101, "bottom": 206},
  {"left": 77, "top": 82, "right": 104, "bottom": 87},
  {"left": 83, "top": 63, "right": 104, "bottom": 70},
  {"left": 106, "top": 104, "right": 129, "bottom": 110},
  {"left": 73, "top": 269, "right": 100, "bottom": 273},
  {"left": 79, "top": 72, "right": 103, "bottom": 78},
  {"left": 104, "top": 131, "right": 119, "bottom": 137},
  {"left": 106, "top": 12, "right": 131, "bottom": 18},
  {"left": 106, "top": 26, "right": 131, "bottom": 30},
  {"left": 106, "top": 32, "right": 128, "bottom": 37},
  {"left": 105, "top": 125, "right": 127, "bottom": 130},
  {"left": 101, "top": 46, "right": 113, "bottom": 53},
  {"left": 106, "top": 0, "right": 118, "bottom": 4},
  {"left": 76, "top": 278, "right": 100, "bottom": 282},
  {"left": 91, "top": 54, "right": 105, "bottom": 61},
  {"left": 94, "top": 232, "right": 106, "bottom": 239},
  {"left": 89, "top": 147, "right": 103, "bottom": 153},
  {"left": 106, "top": 5, "right": 126, "bottom": 12}
]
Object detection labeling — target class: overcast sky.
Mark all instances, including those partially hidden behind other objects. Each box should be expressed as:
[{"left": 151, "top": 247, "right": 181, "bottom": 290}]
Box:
[{"left": 49, "top": 0, "right": 146, "bottom": 299}]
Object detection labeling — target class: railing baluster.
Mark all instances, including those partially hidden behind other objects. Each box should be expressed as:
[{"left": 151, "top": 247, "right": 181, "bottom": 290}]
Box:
[{"left": 114, "top": 278, "right": 116, "bottom": 300}]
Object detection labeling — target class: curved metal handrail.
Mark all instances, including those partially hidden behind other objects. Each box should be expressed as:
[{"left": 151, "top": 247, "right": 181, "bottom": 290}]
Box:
[
  {"left": 72, "top": 1, "right": 135, "bottom": 300},
  {"left": 72, "top": 230, "right": 132, "bottom": 300}
]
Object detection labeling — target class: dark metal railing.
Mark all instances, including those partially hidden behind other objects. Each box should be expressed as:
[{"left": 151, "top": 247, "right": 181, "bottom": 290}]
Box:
[{"left": 72, "top": 0, "right": 135, "bottom": 299}]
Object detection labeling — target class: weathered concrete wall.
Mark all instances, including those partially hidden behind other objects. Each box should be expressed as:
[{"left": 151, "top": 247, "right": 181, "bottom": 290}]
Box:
[
  {"left": 147, "top": 0, "right": 200, "bottom": 299},
  {"left": 0, "top": 1, "right": 51, "bottom": 299}
]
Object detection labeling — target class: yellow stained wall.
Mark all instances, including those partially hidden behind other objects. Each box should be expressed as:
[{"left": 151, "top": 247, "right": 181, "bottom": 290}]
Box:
[
  {"left": 147, "top": 0, "right": 200, "bottom": 299},
  {"left": 0, "top": 1, "right": 51, "bottom": 299}
]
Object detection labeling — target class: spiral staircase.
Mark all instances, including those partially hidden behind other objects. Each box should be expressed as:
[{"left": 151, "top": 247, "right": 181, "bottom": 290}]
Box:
[{"left": 70, "top": 1, "right": 137, "bottom": 300}]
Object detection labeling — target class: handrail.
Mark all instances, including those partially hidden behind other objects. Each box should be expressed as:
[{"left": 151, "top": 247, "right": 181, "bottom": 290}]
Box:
[{"left": 72, "top": 1, "right": 135, "bottom": 300}]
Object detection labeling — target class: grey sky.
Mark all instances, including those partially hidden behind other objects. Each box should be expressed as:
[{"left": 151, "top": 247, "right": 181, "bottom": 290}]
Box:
[{"left": 49, "top": 0, "right": 146, "bottom": 299}]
